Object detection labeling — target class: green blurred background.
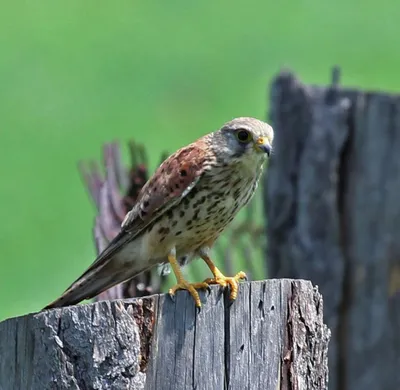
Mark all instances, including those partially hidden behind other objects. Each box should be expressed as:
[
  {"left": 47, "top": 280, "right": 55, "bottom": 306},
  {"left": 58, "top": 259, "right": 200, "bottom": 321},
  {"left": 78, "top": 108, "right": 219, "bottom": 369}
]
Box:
[{"left": 1, "top": 0, "right": 399, "bottom": 321}]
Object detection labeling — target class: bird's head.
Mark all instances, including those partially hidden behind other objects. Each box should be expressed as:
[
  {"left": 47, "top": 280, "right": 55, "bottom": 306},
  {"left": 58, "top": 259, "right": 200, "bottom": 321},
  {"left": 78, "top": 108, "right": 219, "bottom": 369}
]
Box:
[{"left": 207, "top": 117, "right": 274, "bottom": 168}]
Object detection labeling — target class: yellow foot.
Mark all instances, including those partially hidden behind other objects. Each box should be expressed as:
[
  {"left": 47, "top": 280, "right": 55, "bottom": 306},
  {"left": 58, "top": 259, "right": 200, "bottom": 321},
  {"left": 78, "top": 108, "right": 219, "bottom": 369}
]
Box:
[
  {"left": 168, "top": 280, "right": 210, "bottom": 307},
  {"left": 204, "top": 271, "right": 247, "bottom": 300}
]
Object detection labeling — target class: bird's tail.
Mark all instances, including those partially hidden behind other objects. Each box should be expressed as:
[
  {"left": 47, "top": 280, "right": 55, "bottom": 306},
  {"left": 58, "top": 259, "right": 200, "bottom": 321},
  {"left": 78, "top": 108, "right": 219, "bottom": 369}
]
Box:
[{"left": 42, "top": 260, "right": 151, "bottom": 310}]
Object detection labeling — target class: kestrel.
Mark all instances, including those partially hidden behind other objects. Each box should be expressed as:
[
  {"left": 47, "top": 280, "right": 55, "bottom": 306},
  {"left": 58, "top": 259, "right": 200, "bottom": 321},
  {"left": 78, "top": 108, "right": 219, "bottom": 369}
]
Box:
[{"left": 44, "top": 117, "right": 274, "bottom": 310}]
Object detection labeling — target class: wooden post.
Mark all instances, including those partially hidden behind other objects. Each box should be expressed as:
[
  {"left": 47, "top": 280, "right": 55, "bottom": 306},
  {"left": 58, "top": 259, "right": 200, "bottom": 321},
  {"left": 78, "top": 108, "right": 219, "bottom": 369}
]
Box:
[
  {"left": 0, "top": 280, "right": 329, "bottom": 390},
  {"left": 265, "top": 70, "right": 400, "bottom": 390}
]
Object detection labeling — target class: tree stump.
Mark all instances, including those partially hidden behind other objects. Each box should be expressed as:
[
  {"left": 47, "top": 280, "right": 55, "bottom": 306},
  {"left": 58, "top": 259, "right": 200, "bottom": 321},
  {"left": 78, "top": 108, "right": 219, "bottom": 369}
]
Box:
[
  {"left": 265, "top": 69, "right": 400, "bottom": 390},
  {"left": 0, "top": 279, "right": 329, "bottom": 390}
]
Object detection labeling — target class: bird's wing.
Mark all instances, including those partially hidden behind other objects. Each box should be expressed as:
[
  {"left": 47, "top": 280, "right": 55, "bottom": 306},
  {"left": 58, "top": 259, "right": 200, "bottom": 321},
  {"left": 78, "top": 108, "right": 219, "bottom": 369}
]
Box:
[
  {"left": 43, "top": 143, "right": 210, "bottom": 309},
  {"left": 122, "top": 142, "right": 209, "bottom": 233},
  {"left": 72, "top": 142, "right": 209, "bottom": 279}
]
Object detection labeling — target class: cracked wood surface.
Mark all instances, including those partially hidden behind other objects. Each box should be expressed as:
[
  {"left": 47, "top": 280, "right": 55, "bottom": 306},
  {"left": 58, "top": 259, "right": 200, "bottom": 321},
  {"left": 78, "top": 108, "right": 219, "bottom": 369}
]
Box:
[
  {"left": 0, "top": 279, "right": 329, "bottom": 390},
  {"left": 265, "top": 70, "right": 400, "bottom": 390}
]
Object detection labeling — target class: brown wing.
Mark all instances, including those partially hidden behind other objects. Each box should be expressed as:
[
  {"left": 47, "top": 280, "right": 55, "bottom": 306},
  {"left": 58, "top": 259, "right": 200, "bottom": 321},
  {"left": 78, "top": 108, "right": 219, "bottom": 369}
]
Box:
[
  {"left": 77, "top": 142, "right": 209, "bottom": 273},
  {"left": 122, "top": 143, "right": 208, "bottom": 231}
]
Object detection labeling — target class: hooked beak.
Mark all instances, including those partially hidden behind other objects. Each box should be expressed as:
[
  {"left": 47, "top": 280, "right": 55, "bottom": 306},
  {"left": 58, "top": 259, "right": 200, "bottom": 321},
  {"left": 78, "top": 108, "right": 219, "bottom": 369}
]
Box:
[{"left": 254, "top": 137, "right": 271, "bottom": 156}]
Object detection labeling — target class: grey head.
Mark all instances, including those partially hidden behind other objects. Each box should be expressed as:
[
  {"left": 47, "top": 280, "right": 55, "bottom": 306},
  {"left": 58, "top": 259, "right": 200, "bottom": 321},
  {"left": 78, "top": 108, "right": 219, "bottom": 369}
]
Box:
[{"left": 205, "top": 117, "right": 274, "bottom": 166}]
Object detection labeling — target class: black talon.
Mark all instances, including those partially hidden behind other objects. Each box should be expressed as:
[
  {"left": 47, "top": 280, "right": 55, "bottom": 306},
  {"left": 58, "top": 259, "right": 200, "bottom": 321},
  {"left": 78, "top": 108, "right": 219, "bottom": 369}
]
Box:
[
  {"left": 196, "top": 305, "right": 202, "bottom": 314},
  {"left": 206, "top": 285, "right": 212, "bottom": 295},
  {"left": 169, "top": 293, "right": 175, "bottom": 303},
  {"left": 226, "top": 297, "right": 235, "bottom": 308},
  {"left": 224, "top": 290, "right": 234, "bottom": 308}
]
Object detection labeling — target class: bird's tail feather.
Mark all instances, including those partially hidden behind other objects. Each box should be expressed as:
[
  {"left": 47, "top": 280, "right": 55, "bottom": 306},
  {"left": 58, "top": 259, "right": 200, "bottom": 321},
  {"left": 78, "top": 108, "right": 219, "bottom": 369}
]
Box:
[{"left": 42, "top": 262, "right": 152, "bottom": 310}]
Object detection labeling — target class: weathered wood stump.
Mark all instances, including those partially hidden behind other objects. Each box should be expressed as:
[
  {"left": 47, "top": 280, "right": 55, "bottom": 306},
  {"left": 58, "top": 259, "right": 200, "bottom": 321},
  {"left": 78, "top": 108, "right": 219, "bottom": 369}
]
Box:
[
  {"left": 265, "top": 70, "right": 400, "bottom": 390},
  {"left": 0, "top": 279, "right": 329, "bottom": 390}
]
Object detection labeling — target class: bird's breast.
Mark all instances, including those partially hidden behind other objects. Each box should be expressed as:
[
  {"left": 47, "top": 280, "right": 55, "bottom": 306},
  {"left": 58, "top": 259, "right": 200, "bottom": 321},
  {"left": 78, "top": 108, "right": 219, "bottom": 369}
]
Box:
[{"left": 146, "top": 165, "right": 260, "bottom": 259}]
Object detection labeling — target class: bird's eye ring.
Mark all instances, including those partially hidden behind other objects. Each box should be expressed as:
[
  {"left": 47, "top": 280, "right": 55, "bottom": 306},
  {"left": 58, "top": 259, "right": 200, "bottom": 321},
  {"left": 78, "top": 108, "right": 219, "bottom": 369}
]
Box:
[{"left": 235, "top": 129, "right": 252, "bottom": 143}]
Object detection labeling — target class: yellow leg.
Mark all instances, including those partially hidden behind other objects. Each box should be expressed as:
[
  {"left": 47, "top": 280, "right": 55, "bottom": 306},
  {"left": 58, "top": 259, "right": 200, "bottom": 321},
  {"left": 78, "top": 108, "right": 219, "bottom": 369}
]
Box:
[
  {"left": 201, "top": 254, "right": 247, "bottom": 301},
  {"left": 167, "top": 252, "right": 210, "bottom": 307}
]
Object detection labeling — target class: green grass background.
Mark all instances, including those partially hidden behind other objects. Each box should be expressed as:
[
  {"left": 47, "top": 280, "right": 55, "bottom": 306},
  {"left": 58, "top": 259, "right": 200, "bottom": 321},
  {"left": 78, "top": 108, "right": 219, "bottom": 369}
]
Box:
[{"left": 1, "top": 0, "right": 399, "bottom": 321}]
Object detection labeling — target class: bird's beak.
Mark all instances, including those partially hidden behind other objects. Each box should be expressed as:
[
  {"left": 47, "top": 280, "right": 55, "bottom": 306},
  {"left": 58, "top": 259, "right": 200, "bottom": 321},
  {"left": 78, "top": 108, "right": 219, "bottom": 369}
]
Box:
[{"left": 254, "top": 137, "right": 271, "bottom": 156}]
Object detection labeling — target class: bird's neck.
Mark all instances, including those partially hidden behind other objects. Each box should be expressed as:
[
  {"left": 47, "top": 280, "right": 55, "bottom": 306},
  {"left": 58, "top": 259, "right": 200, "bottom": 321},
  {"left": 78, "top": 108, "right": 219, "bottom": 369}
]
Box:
[{"left": 238, "top": 155, "right": 266, "bottom": 179}]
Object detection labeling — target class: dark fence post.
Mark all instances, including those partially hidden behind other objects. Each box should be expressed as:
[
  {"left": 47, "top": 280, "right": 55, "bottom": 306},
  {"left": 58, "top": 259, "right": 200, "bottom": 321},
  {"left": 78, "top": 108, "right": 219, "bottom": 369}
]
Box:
[{"left": 265, "top": 69, "right": 400, "bottom": 390}]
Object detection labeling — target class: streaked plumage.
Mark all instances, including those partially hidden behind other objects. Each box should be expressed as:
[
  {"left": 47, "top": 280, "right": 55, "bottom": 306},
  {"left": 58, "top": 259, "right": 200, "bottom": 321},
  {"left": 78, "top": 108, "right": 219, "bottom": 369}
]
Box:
[{"left": 44, "top": 117, "right": 274, "bottom": 309}]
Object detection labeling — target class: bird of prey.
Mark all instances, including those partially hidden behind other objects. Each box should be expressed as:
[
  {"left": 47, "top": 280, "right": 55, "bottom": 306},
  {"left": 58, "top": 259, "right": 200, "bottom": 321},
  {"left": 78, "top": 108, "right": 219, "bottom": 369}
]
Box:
[{"left": 44, "top": 117, "right": 274, "bottom": 309}]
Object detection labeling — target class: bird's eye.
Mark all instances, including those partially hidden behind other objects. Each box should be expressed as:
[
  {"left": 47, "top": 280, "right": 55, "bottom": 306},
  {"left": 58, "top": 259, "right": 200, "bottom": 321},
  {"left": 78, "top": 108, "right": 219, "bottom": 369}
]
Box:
[{"left": 235, "top": 130, "right": 252, "bottom": 143}]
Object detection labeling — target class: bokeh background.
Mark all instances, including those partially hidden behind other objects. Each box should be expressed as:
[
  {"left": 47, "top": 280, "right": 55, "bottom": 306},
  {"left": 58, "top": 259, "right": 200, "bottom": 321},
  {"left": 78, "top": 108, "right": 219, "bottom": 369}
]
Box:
[{"left": 1, "top": 0, "right": 399, "bottom": 321}]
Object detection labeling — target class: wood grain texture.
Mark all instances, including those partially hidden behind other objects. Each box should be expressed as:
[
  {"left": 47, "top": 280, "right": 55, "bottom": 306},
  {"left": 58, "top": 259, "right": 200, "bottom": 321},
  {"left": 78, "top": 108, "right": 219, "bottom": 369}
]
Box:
[
  {"left": 0, "top": 280, "right": 329, "bottom": 390},
  {"left": 265, "top": 70, "right": 400, "bottom": 390}
]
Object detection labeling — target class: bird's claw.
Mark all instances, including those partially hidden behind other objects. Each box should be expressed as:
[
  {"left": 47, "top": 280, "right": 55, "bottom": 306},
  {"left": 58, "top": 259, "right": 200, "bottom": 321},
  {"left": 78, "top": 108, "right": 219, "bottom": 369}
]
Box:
[
  {"left": 204, "top": 271, "right": 247, "bottom": 301},
  {"left": 168, "top": 293, "right": 176, "bottom": 303},
  {"left": 168, "top": 280, "right": 210, "bottom": 308}
]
